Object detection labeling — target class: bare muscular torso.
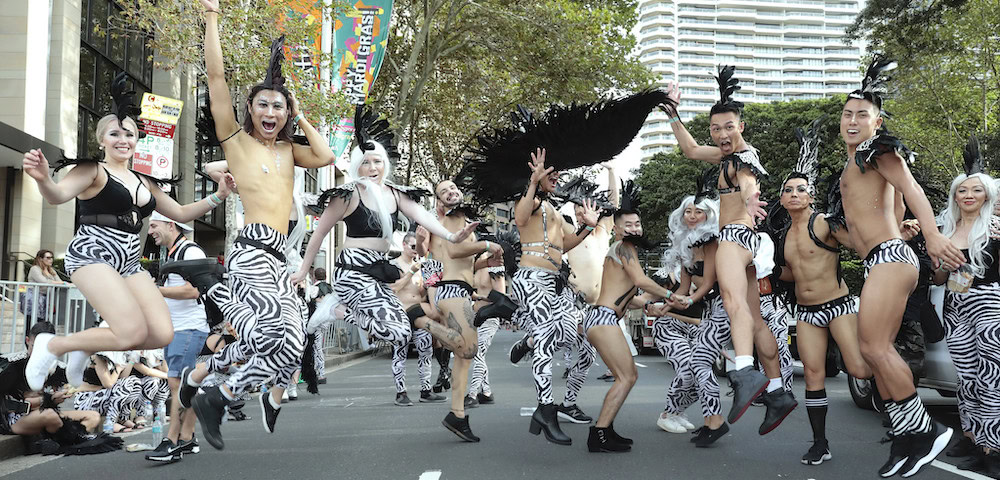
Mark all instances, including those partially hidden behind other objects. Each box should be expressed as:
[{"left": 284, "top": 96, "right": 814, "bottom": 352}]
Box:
[
  {"left": 784, "top": 210, "right": 849, "bottom": 305},
  {"left": 428, "top": 213, "right": 477, "bottom": 284},
  {"left": 392, "top": 256, "right": 425, "bottom": 308},
  {"left": 518, "top": 201, "right": 568, "bottom": 271},
  {"left": 840, "top": 159, "right": 903, "bottom": 258},
  {"left": 568, "top": 217, "right": 614, "bottom": 303},
  {"left": 595, "top": 243, "right": 639, "bottom": 318},
  {"left": 223, "top": 133, "right": 295, "bottom": 234},
  {"left": 718, "top": 164, "right": 756, "bottom": 229}
]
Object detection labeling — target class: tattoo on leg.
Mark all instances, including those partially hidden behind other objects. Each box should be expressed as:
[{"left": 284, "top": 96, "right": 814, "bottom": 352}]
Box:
[
  {"left": 463, "top": 301, "right": 475, "bottom": 328},
  {"left": 447, "top": 312, "right": 463, "bottom": 336}
]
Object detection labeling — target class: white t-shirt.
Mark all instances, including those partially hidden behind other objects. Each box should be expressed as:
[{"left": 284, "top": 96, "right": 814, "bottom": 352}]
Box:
[{"left": 164, "top": 239, "right": 210, "bottom": 333}]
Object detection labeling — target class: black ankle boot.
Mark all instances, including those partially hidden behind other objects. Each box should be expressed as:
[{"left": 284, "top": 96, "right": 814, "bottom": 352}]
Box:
[
  {"left": 587, "top": 426, "right": 630, "bottom": 453},
  {"left": 529, "top": 403, "right": 572, "bottom": 445},
  {"left": 442, "top": 412, "right": 480, "bottom": 442},
  {"left": 160, "top": 258, "right": 225, "bottom": 295},
  {"left": 608, "top": 422, "right": 633, "bottom": 445},
  {"left": 474, "top": 290, "right": 518, "bottom": 327}
]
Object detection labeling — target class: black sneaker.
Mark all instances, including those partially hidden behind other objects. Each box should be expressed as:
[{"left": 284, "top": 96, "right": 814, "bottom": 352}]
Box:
[
  {"left": 144, "top": 439, "right": 181, "bottom": 463},
  {"left": 442, "top": 412, "right": 481, "bottom": 442},
  {"left": 801, "top": 439, "right": 832, "bottom": 465},
  {"left": 947, "top": 435, "right": 977, "bottom": 457},
  {"left": 191, "top": 386, "right": 229, "bottom": 450},
  {"left": 476, "top": 393, "right": 495, "bottom": 405},
  {"left": 878, "top": 432, "right": 912, "bottom": 478},
  {"left": 179, "top": 367, "right": 199, "bottom": 409},
  {"left": 557, "top": 404, "right": 592, "bottom": 424},
  {"left": 726, "top": 366, "right": 768, "bottom": 425},
  {"left": 464, "top": 395, "right": 479, "bottom": 409},
  {"left": 420, "top": 390, "right": 446, "bottom": 403},
  {"left": 159, "top": 258, "right": 225, "bottom": 295},
  {"left": 897, "top": 421, "right": 953, "bottom": 478},
  {"left": 690, "top": 426, "right": 708, "bottom": 443},
  {"left": 317, "top": 377, "right": 328, "bottom": 385},
  {"left": 694, "top": 423, "right": 729, "bottom": 448},
  {"left": 509, "top": 336, "right": 532, "bottom": 364},
  {"left": 759, "top": 389, "right": 797, "bottom": 435},
  {"left": 177, "top": 436, "right": 200, "bottom": 455},
  {"left": 395, "top": 392, "right": 414, "bottom": 406},
  {"left": 259, "top": 391, "right": 281, "bottom": 434}
]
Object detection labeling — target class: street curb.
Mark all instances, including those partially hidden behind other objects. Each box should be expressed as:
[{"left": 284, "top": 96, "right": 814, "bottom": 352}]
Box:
[{"left": 0, "top": 435, "right": 28, "bottom": 461}]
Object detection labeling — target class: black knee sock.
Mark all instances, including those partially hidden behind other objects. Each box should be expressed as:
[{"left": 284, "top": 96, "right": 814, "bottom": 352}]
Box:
[
  {"left": 435, "top": 347, "right": 450, "bottom": 370},
  {"left": 805, "top": 389, "right": 828, "bottom": 442}
]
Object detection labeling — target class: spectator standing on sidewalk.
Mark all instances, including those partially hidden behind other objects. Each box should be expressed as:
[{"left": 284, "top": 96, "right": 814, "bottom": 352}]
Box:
[{"left": 145, "top": 212, "right": 210, "bottom": 463}]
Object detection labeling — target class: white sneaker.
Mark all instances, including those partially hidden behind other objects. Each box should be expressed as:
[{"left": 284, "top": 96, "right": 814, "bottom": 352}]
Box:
[
  {"left": 281, "top": 389, "right": 289, "bottom": 404},
  {"left": 66, "top": 351, "right": 90, "bottom": 387},
  {"left": 657, "top": 411, "right": 688, "bottom": 433},
  {"left": 677, "top": 412, "right": 697, "bottom": 431},
  {"left": 287, "top": 382, "right": 298, "bottom": 400},
  {"left": 25, "top": 333, "right": 58, "bottom": 391}
]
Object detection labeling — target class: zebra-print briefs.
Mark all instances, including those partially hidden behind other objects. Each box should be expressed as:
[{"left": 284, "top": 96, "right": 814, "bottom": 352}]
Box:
[
  {"left": 718, "top": 223, "right": 759, "bottom": 256},
  {"left": 863, "top": 238, "right": 919, "bottom": 279},
  {"left": 797, "top": 294, "right": 858, "bottom": 328}
]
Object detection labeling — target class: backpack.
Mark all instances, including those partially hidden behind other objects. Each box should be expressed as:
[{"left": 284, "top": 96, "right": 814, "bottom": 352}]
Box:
[{"left": 171, "top": 241, "right": 225, "bottom": 328}]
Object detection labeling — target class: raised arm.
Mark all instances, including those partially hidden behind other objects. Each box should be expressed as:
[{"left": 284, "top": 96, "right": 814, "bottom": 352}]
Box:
[
  {"left": 515, "top": 148, "right": 552, "bottom": 227},
  {"left": 148, "top": 172, "right": 233, "bottom": 223},
  {"left": 22, "top": 151, "right": 98, "bottom": 205},
  {"left": 662, "top": 84, "right": 722, "bottom": 164},
  {"left": 397, "top": 193, "right": 478, "bottom": 243},
  {"left": 878, "top": 154, "right": 964, "bottom": 269},
  {"left": 289, "top": 91, "right": 336, "bottom": 168},
  {"left": 415, "top": 226, "right": 430, "bottom": 256},
  {"left": 291, "top": 196, "right": 351, "bottom": 284},
  {"left": 199, "top": 0, "right": 240, "bottom": 143},
  {"left": 604, "top": 163, "right": 619, "bottom": 208}
]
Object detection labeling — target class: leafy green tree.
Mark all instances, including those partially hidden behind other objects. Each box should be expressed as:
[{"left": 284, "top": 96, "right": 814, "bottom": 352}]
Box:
[{"left": 374, "top": 0, "right": 655, "bottom": 185}]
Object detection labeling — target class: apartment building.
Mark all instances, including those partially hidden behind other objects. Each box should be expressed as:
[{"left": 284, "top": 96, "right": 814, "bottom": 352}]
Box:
[{"left": 635, "top": 0, "right": 865, "bottom": 160}]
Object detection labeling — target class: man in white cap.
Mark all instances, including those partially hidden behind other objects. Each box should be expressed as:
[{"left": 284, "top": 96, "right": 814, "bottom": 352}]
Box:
[{"left": 144, "top": 212, "right": 211, "bottom": 463}]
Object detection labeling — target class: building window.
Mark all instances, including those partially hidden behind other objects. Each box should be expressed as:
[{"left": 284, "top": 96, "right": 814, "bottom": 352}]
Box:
[
  {"left": 194, "top": 84, "right": 225, "bottom": 230},
  {"left": 78, "top": 0, "right": 153, "bottom": 160}
]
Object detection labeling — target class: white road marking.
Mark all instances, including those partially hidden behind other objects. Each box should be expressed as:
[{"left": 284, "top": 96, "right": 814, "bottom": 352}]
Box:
[
  {"left": 634, "top": 362, "right": 647, "bottom": 368},
  {"left": 931, "top": 460, "right": 994, "bottom": 479},
  {"left": 418, "top": 470, "right": 442, "bottom": 480}
]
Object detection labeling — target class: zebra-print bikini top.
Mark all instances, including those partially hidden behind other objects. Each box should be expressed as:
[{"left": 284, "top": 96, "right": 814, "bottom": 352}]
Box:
[{"left": 77, "top": 168, "right": 156, "bottom": 234}]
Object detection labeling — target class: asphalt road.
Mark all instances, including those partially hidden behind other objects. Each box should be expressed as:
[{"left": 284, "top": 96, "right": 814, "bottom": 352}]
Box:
[{"left": 0, "top": 329, "right": 986, "bottom": 480}]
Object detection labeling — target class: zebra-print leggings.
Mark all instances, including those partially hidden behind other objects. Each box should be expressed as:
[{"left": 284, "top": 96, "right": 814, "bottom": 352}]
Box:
[
  {"left": 73, "top": 376, "right": 140, "bottom": 423},
  {"left": 469, "top": 318, "right": 500, "bottom": 397},
  {"left": 691, "top": 295, "right": 731, "bottom": 418},
  {"left": 563, "top": 303, "right": 595, "bottom": 405},
  {"left": 64, "top": 224, "right": 144, "bottom": 277},
  {"left": 945, "top": 285, "right": 1000, "bottom": 450},
  {"left": 760, "top": 294, "right": 793, "bottom": 390},
  {"left": 334, "top": 248, "right": 410, "bottom": 347},
  {"left": 392, "top": 328, "right": 433, "bottom": 393},
  {"left": 205, "top": 224, "right": 306, "bottom": 396},
  {"left": 656, "top": 316, "right": 699, "bottom": 415},
  {"left": 313, "top": 330, "right": 326, "bottom": 379},
  {"left": 511, "top": 267, "right": 578, "bottom": 405}
]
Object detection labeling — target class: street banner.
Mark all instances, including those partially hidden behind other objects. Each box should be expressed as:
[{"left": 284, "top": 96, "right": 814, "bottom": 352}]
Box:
[
  {"left": 134, "top": 93, "right": 184, "bottom": 187},
  {"left": 329, "top": 0, "right": 394, "bottom": 157}
]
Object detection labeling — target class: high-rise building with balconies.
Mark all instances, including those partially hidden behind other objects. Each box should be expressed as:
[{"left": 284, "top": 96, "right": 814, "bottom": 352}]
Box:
[{"left": 635, "top": 0, "right": 865, "bottom": 160}]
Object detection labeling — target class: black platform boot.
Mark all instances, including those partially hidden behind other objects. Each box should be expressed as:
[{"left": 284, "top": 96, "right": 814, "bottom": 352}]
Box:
[
  {"left": 587, "top": 426, "right": 631, "bottom": 453},
  {"left": 529, "top": 403, "right": 572, "bottom": 446},
  {"left": 160, "top": 258, "right": 225, "bottom": 295},
  {"left": 474, "top": 290, "right": 518, "bottom": 327}
]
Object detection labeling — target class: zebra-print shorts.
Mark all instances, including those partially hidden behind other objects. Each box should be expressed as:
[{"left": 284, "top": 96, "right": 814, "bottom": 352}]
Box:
[
  {"left": 65, "top": 224, "right": 144, "bottom": 277},
  {"left": 583, "top": 305, "right": 621, "bottom": 331},
  {"left": 863, "top": 238, "right": 919, "bottom": 279},
  {"left": 718, "top": 224, "right": 759, "bottom": 256},
  {"left": 434, "top": 280, "right": 474, "bottom": 307},
  {"left": 798, "top": 294, "right": 858, "bottom": 328}
]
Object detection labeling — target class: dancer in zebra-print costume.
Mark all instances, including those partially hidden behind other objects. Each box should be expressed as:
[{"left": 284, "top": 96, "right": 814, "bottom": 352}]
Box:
[
  {"left": 934, "top": 157, "right": 1000, "bottom": 474},
  {"left": 391, "top": 329, "right": 433, "bottom": 400},
  {"left": 73, "top": 354, "right": 142, "bottom": 430},
  {"left": 839, "top": 65, "right": 959, "bottom": 476},
  {"left": 22, "top": 100, "right": 234, "bottom": 393},
  {"left": 468, "top": 318, "right": 500, "bottom": 402},
  {"left": 558, "top": 285, "right": 596, "bottom": 421}
]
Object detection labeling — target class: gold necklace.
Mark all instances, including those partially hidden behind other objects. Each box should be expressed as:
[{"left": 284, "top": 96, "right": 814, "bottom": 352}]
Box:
[{"left": 253, "top": 136, "right": 281, "bottom": 174}]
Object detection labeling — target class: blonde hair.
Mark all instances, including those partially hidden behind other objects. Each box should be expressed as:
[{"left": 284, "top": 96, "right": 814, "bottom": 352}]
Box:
[{"left": 94, "top": 115, "right": 139, "bottom": 145}]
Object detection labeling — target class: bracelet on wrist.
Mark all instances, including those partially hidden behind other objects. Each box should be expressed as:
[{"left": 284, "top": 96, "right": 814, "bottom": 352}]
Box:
[
  {"left": 585, "top": 225, "right": 595, "bottom": 232},
  {"left": 293, "top": 113, "right": 304, "bottom": 124},
  {"left": 667, "top": 116, "right": 680, "bottom": 124},
  {"left": 665, "top": 290, "right": 672, "bottom": 300},
  {"left": 205, "top": 9, "right": 220, "bottom": 15}
]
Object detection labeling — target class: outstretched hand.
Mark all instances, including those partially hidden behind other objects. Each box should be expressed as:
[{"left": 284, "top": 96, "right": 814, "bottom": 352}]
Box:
[
  {"left": 216, "top": 173, "right": 236, "bottom": 198},
  {"left": 528, "top": 148, "right": 554, "bottom": 186},
  {"left": 926, "top": 231, "right": 965, "bottom": 271},
  {"left": 450, "top": 221, "right": 480, "bottom": 243},
  {"left": 22, "top": 149, "right": 50, "bottom": 182},
  {"left": 658, "top": 83, "right": 680, "bottom": 116},
  {"left": 580, "top": 198, "right": 600, "bottom": 228},
  {"left": 747, "top": 191, "right": 767, "bottom": 225}
]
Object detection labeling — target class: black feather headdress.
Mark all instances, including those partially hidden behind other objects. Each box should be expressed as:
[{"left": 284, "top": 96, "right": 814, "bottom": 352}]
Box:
[
  {"left": 784, "top": 117, "right": 825, "bottom": 190},
  {"left": 714, "top": 65, "right": 743, "bottom": 110},
  {"left": 456, "top": 89, "right": 672, "bottom": 204},
  {"left": 551, "top": 176, "right": 615, "bottom": 216},
  {"left": 111, "top": 72, "right": 143, "bottom": 137},
  {"left": 617, "top": 179, "right": 641, "bottom": 216},
  {"left": 263, "top": 35, "right": 287, "bottom": 90},
  {"left": 963, "top": 134, "right": 984, "bottom": 176},
  {"left": 353, "top": 106, "right": 400, "bottom": 162},
  {"left": 847, "top": 55, "right": 897, "bottom": 113},
  {"left": 694, "top": 166, "right": 718, "bottom": 205}
]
